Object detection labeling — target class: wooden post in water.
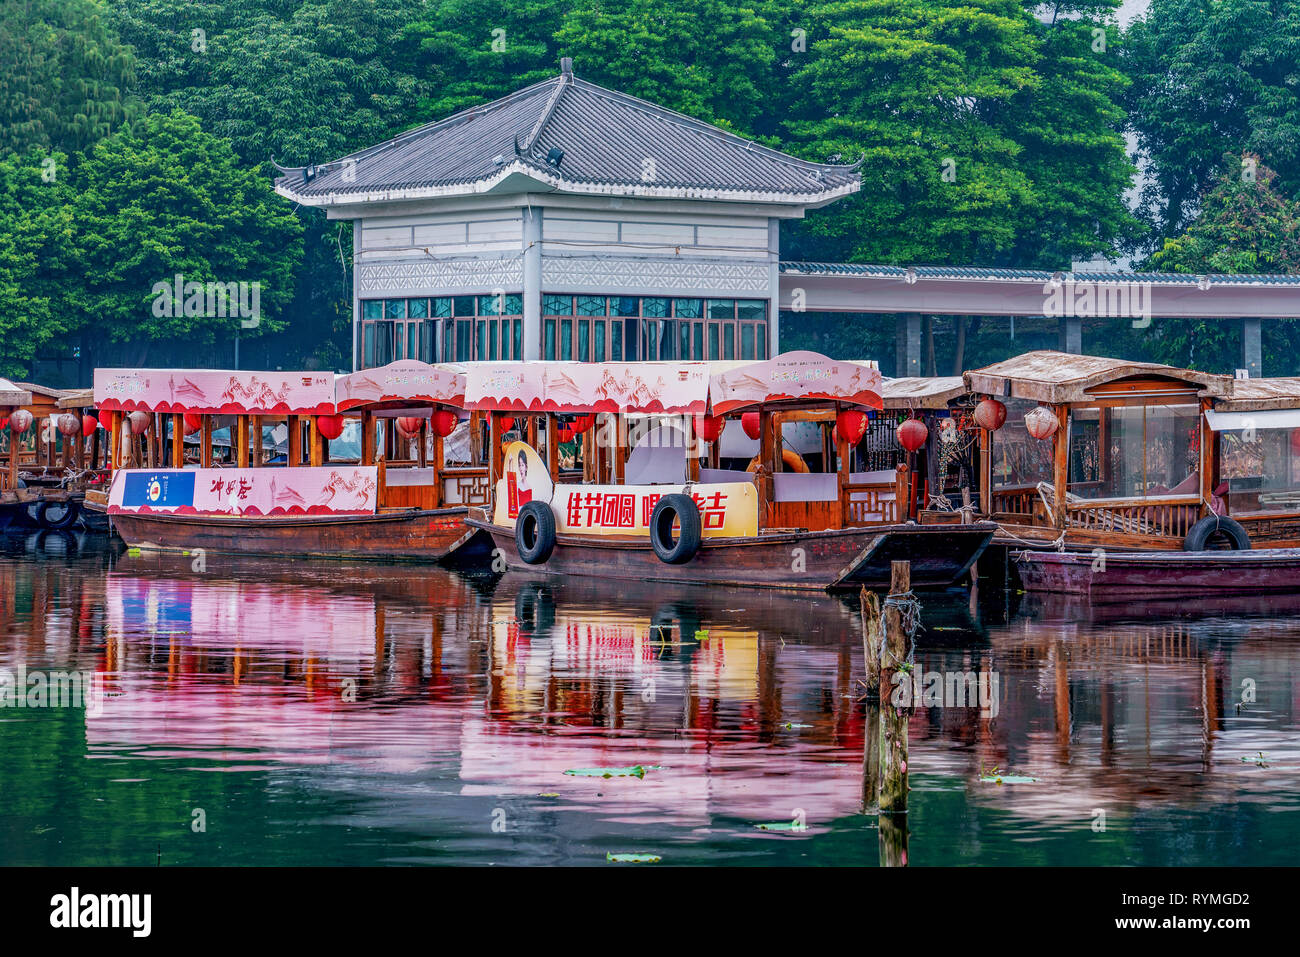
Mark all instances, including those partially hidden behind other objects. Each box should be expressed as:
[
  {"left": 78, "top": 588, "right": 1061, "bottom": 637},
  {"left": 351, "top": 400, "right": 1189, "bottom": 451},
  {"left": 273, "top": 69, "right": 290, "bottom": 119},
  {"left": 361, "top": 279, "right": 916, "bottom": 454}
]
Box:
[
  {"left": 861, "top": 585, "right": 881, "bottom": 699},
  {"left": 878, "top": 560, "right": 911, "bottom": 866}
]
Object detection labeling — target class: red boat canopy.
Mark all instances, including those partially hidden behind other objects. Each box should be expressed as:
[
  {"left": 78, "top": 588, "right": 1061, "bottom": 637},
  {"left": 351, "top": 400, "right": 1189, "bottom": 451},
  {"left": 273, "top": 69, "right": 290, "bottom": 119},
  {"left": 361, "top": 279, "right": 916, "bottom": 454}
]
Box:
[
  {"left": 335, "top": 359, "right": 466, "bottom": 412},
  {"left": 465, "top": 361, "right": 711, "bottom": 415},
  {"left": 709, "top": 352, "right": 883, "bottom": 416},
  {"left": 94, "top": 368, "right": 336, "bottom": 416}
]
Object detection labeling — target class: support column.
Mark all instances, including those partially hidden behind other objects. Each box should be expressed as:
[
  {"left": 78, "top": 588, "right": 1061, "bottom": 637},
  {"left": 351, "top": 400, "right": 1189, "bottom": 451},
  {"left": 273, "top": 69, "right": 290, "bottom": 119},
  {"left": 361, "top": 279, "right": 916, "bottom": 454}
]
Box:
[
  {"left": 896, "top": 314, "right": 921, "bottom": 377},
  {"left": 767, "top": 218, "right": 780, "bottom": 357},
  {"left": 1241, "top": 317, "right": 1262, "bottom": 377},
  {"left": 522, "top": 202, "right": 542, "bottom": 360},
  {"left": 1059, "top": 315, "right": 1082, "bottom": 355}
]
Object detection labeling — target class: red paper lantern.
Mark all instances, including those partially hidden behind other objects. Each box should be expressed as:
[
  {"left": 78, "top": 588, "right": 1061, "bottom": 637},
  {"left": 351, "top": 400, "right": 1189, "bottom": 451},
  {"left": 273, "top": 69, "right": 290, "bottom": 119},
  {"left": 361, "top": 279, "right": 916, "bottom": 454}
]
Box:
[
  {"left": 430, "top": 409, "right": 458, "bottom": 437},
  {"left": 973, "top": 398, "right": 1008, "bottom": 432},
  {"left": 128, "top": 411, "right": 151, "bottom": 435},
  {"left": 396, "top": 416, "right": 422, "bottom": 437},
  {"left": 82, "top": 414, "right": 99, "bottom": 437},
  {"left": 694, "top": 415, "right": 725, "bottom": 443},
  {"left": 57, "top": 413, "right": 80, "bottom": 436},
  {"left": 1024, "top": 406, "right": 1059, "bottom": 440},
  {"left": 896, "top": 417, "right": 928, "bottom": 452},
  {"left": 741, "top": 411, "right": 761, "bottom": 440},
  {"left": 316, "top": 414, "right": 344, "bottom": 440},
  {"left": 9, "top": 409, "right": 33, "bottom": 434},
  {"left": 835, "top": 409, "right": 869, "bottom": 445},
  {"left": 183, "top": 412, "right": 203, "bottom": 434}
]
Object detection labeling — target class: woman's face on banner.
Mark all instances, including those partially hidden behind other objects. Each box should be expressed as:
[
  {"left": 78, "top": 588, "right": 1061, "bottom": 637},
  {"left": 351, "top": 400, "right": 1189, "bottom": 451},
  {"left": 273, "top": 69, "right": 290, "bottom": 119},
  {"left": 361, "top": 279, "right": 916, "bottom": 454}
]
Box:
[{"left": 518, "top": 453, "right": 528, "bottom": 484}]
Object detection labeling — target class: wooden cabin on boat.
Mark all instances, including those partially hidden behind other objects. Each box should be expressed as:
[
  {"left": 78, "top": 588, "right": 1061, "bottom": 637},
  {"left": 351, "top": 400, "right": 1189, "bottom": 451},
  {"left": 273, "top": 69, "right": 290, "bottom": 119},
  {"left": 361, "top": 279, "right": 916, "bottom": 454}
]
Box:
[
  {"left": 965, "top": 351, "right": 1235, "bottom": 550},
  {"left": 88, "top": 362, "right": 488, "bottom": 561},
  {"left": 462, "top": 351, "right": 995, "bottom": 590},
  {"left": 879, "top": 376, "right": 979, "bottom": 524}
]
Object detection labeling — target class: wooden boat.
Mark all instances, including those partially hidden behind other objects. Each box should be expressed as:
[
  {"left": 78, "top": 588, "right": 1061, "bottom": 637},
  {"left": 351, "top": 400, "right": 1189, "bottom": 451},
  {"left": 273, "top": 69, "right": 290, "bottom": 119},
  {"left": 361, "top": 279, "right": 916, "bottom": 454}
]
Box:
[
  {"left": 86, "top": 361, "right": 491, "bottom": 562},
  {"left": 462, "top": 351, "right": 996, "bottom": 591},
  {"left": 1015, "top": 547, "right": 1300, "bottom": 599}
]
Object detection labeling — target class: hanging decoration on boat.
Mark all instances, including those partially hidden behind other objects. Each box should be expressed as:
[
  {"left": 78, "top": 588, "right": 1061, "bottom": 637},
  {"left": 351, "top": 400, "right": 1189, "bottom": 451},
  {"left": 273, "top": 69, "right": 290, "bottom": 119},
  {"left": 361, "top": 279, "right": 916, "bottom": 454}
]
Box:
[
  {"left": 0, "top": 415, "right": 7, "bottom": 431},
  {"left": 835, "top": 409, "right": 869, "bottom": 445},
  {"left": 128, "top": 411, "right": 151, "bottom": 435},
  {"left": 694, "top": 415, "right": 725, "bottom": 443},
  {"left": 316, "top": 414, "right": 344, "bottom": 440},
  {"left": 896, "top": 417, "right": 928, "bottom": 452},
  {"left": 1024, "top": 405, "right": 1059, "bottom": 440},
  {"left": 8, "top": 409, "right": 32, "bottom": 434},
  {"left": 558, "top": 425, "right": 576, "bottom": 443},
  {"left": 183, "top": 412, "right": 203, "bottom": 434},
  {"left": 396, "top": 416, "right": 422, "bottom": 437},
  {"left": 741, "top": 411, "right": 761, "bottom": 440},
  {"left": 430, "top": 409, "right": 458, "bottom": 437},
  {"left": 82, "top": 414, "right": 99, "bottom": 437},
  {"left": 973, "top": 398, "right": 1007, "bottom": 431},
  {"left": 57, "top": 413, "right": 80, "bottom": 436}
]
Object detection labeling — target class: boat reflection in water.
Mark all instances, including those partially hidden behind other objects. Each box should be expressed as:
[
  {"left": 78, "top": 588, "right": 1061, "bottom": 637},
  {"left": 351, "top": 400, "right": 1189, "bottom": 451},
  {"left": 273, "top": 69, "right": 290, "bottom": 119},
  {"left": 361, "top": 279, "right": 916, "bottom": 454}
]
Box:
[{"left": 2, "top": 541, "right": 1299, "bottom": 865}]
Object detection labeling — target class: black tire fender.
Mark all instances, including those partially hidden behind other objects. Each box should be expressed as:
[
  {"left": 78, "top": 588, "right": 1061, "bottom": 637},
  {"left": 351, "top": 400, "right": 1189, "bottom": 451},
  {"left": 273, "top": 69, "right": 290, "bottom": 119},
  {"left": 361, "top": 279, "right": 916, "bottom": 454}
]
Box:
[
  {"left": 515, "top": 500, "right": 556, "bottom": 564},
  {"left": 649, "top": 493, "right": 702, "bottom": 565},
  {"left": 1183, "top": 515, "right": 1251, "bottom": 551},
  {"left": 38, "top": 499, "right": 79, "bottom": 531}
]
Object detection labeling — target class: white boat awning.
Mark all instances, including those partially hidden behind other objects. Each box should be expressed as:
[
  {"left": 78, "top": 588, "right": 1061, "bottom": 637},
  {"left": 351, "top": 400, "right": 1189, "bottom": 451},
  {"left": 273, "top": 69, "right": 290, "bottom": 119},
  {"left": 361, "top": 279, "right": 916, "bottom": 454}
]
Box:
[{"left": 1204, "top": 408, "right": 1300, "bottom": 431}]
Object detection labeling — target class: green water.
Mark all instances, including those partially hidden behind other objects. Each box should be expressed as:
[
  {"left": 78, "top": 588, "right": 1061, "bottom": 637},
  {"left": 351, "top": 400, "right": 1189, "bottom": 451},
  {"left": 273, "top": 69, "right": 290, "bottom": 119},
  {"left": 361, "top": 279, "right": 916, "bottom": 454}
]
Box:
[{"left": 2, "top": 530, "right": 1299, "bottom": 865}]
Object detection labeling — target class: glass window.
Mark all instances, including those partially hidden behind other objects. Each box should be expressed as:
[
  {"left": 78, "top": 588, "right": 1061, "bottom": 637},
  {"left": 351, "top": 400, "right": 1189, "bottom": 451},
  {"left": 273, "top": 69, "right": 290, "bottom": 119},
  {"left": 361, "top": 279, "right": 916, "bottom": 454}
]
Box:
[
  {"left": 560, "top": 319, "right": 573, "bottom": 360},
  {"left": 576, "top": 295, "right": 605, "bottom": 316},
  {"left": 693, "top": 322, "right": 704, "bottom": 359},
  {"left": 1067, "top": 403, "right": 1201, "bottom": 500},
  {"left": 363, "top": 324, "right": 376, "bottom": 368},
  {"left": 476, "top": 320, "right": 487, "bottom": 359},
  {"left": 611, "top": 320, "right": 623, "bottom": 360},
  {"left": 642, "top": 297, "right": 669, "bottom": 318},
  {"left": 385, "top": 299, "right": 406, "bottom": 320},
  {"left": 544, "top": 319, "right": 556, "bottom": 359},
  {"left": 614, "top": 297, "right": 641, "bottom": 317},
  {"left": 660, "top": 320, "right": 676, "bottom": 359},
  {"left": 1221, "top": 426, "right": 1300, "bottom": 513},
  {"left": 456, "top": 320, "right": 471, "bottom": 361},
  {"left": 993, "top": 398, "right": 1055, "bottom": 490},
  {"left": 489, "top": 321, "right": 498, "bottom": 359},
  {"left": 395, "top": 323, "right": 406, "bottom": 359},
  {"left": 679, "top": 322, "right": 691, "bottom": 360},
  {"left": 578, "top": 320, "right": 589, "bottom": 362},
  {"left": 708, "top": 324, "right": 720, "bottom": 360},
  {"left": 594, "top": 322, "right": 606, "bottom": 362},
  {"left": 756, "top": 323, "right": 766, "bottom": 358},
  {"left": 442, "top": 321, "right": 454, "bottom": 362},
  {"left": 737, "top": 300, "right": 766, "bottom": 320},
  {"left": 675, "top": 298, "right": 703, "bottom": 319},
  {"left": 741, "top": 324, "right": 755, "bottom": 359},
  {"left": 362, "top": 300, "right": 383, "bottom": 320},
  {"left": 478, "top": 294, "right": 501, "bottom": 316},
  {"left": 724, "top": 324, "right": 735, "bottom": 359},
  {"left": 407, "top": 298, "right": 428, "bottom": 319},
  {"left": 432, "top": 297, "right": 452, "bottom": 318},
  {"left": 420, "top": 321, "right": 435, "bottom": 362},
  {"left": 513, "top": 319, "right": 522, "bottom": 361},
  {"left": 543, "top": 294, "right": 572, "bottom": 315},
  {"left": 504, "top": 294, "right": 523, "bottom": 314},
  {"left": 453, "top": 296, "right": 476, "bottom": 316},
  {"left": 707, "top": 299, "right": 735, "bottom": 319},
  {"left": 645, "top": 320, "right": 658, "bottom": 360}
]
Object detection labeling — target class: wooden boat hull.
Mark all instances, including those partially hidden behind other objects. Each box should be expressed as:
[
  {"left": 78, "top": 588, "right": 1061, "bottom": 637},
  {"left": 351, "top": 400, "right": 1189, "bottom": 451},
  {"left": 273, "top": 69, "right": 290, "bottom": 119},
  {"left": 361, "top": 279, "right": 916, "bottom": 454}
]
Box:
[
  {"left": 468, "top": 514, "right": 996, "bottom": 591},
  {"left": 1015, "top": 547, "right": 1300, "bottom": 599},
  {"left": 97, "top": 503, "right": 484, "bottom": 563}
]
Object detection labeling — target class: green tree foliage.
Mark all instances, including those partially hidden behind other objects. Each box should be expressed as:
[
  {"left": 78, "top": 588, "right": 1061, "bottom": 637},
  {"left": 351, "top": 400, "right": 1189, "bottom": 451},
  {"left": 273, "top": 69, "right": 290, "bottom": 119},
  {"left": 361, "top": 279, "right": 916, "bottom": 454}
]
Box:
[
  {"left": 1123, "top": 0, "right": 1300, "bottom": 239},
  {"left": 0, "top": 152, "right": 78, "bottom": 377},
  {"left": 0, "top": 0, "right": 136, "bottom": 156},
  {"left": 1140, "top": 154, "right": 1300, "bottom": 370},
  {"left": 70, "top": 111, "right": 303, "bottom": 365},
  {"left": 783, "top": 0, "right": 1135, "bottom": 267}
]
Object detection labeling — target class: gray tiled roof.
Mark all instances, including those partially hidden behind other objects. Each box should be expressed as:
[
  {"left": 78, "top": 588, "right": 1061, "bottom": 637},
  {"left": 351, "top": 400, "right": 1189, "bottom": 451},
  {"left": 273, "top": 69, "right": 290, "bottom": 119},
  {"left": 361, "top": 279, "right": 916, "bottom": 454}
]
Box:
[
  {"left": 780, "top": 261, "right": 1300, "bottom": 284},
  {"left": 275, "top": 69, "right": 860, "bottom": 205}
]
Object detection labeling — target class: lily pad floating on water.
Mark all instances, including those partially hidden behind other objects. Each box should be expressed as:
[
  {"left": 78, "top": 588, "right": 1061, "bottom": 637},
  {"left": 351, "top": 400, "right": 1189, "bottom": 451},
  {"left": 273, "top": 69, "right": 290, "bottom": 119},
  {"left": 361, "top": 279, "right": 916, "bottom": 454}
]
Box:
[
  {"left": 979, "top": 774, "right": 1039, "bottom": 785},
  {"left": 783, "top": 722, "right": 813, "bottom": 730},
  {"left": 755, "top": 821, "right": 807, "bottom": 832},
  {"left": 606, "top": 853, "right": 661, "bottom": 864},
  {"left": 564, "top": 765, "right": 664, "bottom": 779}
]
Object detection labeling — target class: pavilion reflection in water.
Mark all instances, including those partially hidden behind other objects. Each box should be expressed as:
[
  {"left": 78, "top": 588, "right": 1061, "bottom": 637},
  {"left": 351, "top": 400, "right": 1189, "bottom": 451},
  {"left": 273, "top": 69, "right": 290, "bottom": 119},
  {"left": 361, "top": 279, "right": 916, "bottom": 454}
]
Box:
[{"left": 1, "top": 547, "right": 1297, "bottom": 839}]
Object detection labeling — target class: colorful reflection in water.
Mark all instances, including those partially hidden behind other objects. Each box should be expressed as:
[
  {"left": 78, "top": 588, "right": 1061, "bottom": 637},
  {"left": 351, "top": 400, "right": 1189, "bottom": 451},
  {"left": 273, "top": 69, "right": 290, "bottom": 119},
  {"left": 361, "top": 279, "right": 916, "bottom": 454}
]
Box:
[{"left": 2, "top": 529, "right": 1299, "bottom": 865}]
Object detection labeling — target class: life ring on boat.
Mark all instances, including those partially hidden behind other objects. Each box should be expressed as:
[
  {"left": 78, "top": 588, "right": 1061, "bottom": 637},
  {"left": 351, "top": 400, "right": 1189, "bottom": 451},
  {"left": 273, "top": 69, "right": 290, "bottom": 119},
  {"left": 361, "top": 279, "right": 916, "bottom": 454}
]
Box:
[
  {"left": 745, "top": 450, "right": 810, "bottom": 473},
  {"left": 650, "top": 494, "right": 702, "bottom": 565},
  {"left": 515, "top": 501, "right": 556, "bottom": 564},
  {"left": 37, "top": 499, "right": 79, "bottom": 531},
  {"left": 1183, "top": 515, "right": 1251, "bottom": 551}
]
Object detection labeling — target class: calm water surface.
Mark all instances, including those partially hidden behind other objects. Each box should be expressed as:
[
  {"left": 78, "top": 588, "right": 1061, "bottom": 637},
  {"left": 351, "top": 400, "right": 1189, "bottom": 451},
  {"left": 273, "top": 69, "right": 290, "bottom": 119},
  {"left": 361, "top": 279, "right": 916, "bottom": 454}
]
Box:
[{"left": 2, "top": 529, "right": 1299, "bottom": 866}]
